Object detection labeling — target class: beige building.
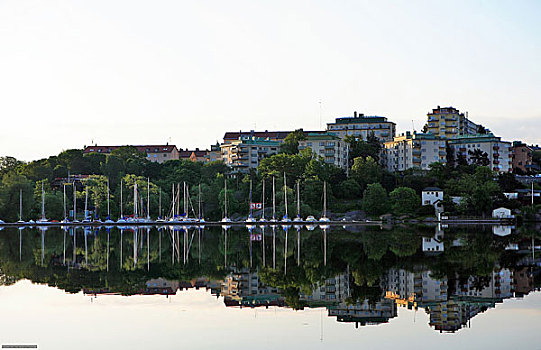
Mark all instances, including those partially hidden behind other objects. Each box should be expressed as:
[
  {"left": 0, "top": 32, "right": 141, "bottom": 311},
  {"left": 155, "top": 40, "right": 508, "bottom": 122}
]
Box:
[
  {"left": 298, "top": 133, "right": 349, "bottom": 170},
  {"left": 326, "top": 111, "right": 396, "bottom": 142},
  {"left": 448, "top": 134, "right": 512, "bottom": 173},
  {"left": 383, "top": 132, "right": 447, "bottom": 172},
  {"left": 83, "top": 144, "right": 180, "bottom": 163},
  {"left": 425, "top": 106, "right": 483, "bottom": 138},
  {"left": 221, "top": 136, "right": 280, "bottom": 172}
]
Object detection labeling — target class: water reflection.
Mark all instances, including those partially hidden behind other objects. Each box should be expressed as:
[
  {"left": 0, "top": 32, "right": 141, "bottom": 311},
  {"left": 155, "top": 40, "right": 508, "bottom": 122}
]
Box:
[{"left": 0, "top": 224, "right": 539, "bottom": 334}]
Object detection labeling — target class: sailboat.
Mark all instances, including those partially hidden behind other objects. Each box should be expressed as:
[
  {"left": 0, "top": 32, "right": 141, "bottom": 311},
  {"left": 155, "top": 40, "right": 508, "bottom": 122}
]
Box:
[
  {"left": 82, "top": 184, "right": 92, "bottom": 223},
  {"left": 246, "top": 180, "right": 256, "bottom": 224},
  {"left": 221, "top": 178, "right": 231, "bottom": 223},
  {"left": 37, "top": 182, "right": 49, "bottom": 224},
  {"left": 17, "top": 189, "right": 25, "bottom": 224},
  {"left": 293, "top": 180, "right": 303, "bottom": 223},
  {"left": 197, "top": 184, "right": 205, "bottom": 224},
  {"left": 72, "top": 183, "right": 79, "bottom": 223},
  {"left": 259, "top": 178, "right": 267, "bottom": 223},
  {"left": 270, "top": 176, "right": 277, "bottom": 224},
  {"left": 105, "top": 179, "right": 115, "bottom": 224},
  {"left": 156, "top": 188, "right": 166, "bottom": 223},
  {"left": 282, "top": 172, "right": 291, "bottom": 223},
  {"left": 117, "top": 179, "right": 127, "bottom": 223},
  {"left": 319, "top": 181, "right": 330, "bottom": 229}
]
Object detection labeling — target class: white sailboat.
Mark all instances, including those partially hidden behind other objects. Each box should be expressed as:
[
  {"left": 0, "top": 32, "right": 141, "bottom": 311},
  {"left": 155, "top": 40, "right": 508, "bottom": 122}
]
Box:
[
  {"left": 259, "top": 178, "right": 267, "bottom": 223},
  {"left": 17, "top": 188, "right": 25, "bottom": 224},
  {"left": 37, "top": 182, "right": 49, "bottom": 223},
  {"left": 293, "top": 180, "right": 303, "bottom": 223},
  {"left": 82, "top": 184, "right": 91, "bottom": 223},
  {"left": 319, "top": 181, "right": 330, "bottom": 222},
  {"left": 73, "top": 183, "right": 79, "bottom": 223},
  {"left": 270, "top": 176, "right": 277, "bottom": 224},
  {"left": 246, "top": 180, "right": 256, "bottom": 224},
  {"left": 105, "top": 178, "right": 115, "bottom": 224},
  {"left": 221, "top": 178, "right": 231, "bottom": 223},
  {"left": 156, "top": 188, "right": 166, "bottom": 223},
  {"left": 117, "top": 179, "right": 127, "bottom": 223},
  {"left": 282, "top": 173, "right": 290, "bottom": 222},
  {"left": 197, "top": 183, "right": 205, "bottom": 224}
]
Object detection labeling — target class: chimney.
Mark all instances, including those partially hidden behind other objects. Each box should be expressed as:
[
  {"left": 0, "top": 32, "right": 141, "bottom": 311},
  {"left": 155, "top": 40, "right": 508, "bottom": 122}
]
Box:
[{"left": 354, "top": 111, "right": 357, "bottom": 118}]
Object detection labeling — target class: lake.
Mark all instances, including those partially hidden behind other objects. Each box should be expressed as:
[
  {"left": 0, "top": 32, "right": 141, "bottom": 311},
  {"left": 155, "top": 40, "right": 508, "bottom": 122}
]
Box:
[{"left": 0, "top": 224, "right": 539, "bottom": 349}]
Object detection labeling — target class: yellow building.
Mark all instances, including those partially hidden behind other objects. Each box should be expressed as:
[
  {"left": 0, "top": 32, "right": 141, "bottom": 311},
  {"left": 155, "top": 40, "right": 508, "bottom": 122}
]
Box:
[{"left": 425, "top": 106, "right": 481, "bottom": 138}]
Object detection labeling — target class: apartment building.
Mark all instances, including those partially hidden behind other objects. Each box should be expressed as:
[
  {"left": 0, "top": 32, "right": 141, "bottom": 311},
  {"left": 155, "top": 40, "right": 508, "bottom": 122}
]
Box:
[
  {"left": 223, "top": 130, "right": 326, "bottom": 145},
  {"left": 383, "top": 132, "right": 447, "bottom": 172},
  {"left": 326, "top": 111, "right": 396, "bottom": 142},
  {"left": 425, "top": 106, "right": 483, "bottom": 138},
  {"left": 220, "top": 136, "right": 280, "bottom": 172},
  {"left": 301, "top": 272, "right": 351, "bottom": 304},
  {"left": 511, "top": 141, "right": 533, "bottom": 173},
  {"left": 83, "top": 144, "right": 179, "bottom": 163},
  {"left": 448, "top": 134, "right": 512, "bottom": 173},
  {"left": 179, "top": 148, "right": 208, "bottom": 162},
  {"left": 298, "top": 133, "right": 349, "bottom": 170}
]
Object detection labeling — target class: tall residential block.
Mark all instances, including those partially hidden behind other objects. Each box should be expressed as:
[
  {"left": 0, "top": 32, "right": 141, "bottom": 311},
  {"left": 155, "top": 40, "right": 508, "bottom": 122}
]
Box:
[
  {"left": 425, "top": 106, "right": 483, "bottom": 138},
  {"left": 298, "top": 133, "right": 349, "bottom": 170},
  {"left": 511, "top": 141, "right": 533, "bottom": 173},
  {"left": 220, "top": 136, "right": 280, "bottom": 172},
  {"left": 448, "top": 134, "right": 512, "bottom": 173},
  {"left": 383, "top": 132, "right": 447, "bottom": 172},
  {"left": 326, "top": 111, "right": 396, "bottom": 142}
]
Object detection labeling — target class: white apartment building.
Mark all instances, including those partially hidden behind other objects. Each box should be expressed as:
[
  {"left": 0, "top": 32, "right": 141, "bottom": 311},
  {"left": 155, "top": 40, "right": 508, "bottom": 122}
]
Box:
[
  {"left": 326, "top": 111, "right": 396, "bottom": 142},
  {"left": 448, "top": 134, "right": 512, "bottom": 173},
  {"left": 298, "top": 133, "right": 349, "bottom": 170},
  {"left": 425, "top": 106, "right": 483, "bottom": 138},
  {"left": 383, "top": 132, "right": 447, "bottom": 172},
  {"left": 221, "top": 136, "right": 280, "bottom": 172}
]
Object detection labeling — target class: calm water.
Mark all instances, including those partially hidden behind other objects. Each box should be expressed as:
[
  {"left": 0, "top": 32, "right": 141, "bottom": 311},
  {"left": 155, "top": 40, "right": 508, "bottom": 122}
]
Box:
[{"left": 0, "top": 224, "right": 539, "bottom": 349}]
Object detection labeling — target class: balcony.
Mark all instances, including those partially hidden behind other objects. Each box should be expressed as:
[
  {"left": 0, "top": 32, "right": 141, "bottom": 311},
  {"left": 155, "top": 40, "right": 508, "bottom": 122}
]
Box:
[
  {"left": 325, "top": 144, "right": 335, "bottom": 149},
  {"left": 493, "top": 146, "right": 500, "bottom": 151},
  {"left": 439, "top": 151, "right": 447, "bottom": 156},
  {"left": 493, "top": 153, "right": 500, "bottom": 157},
  {"left": 493, "top": 160, "right": 500, "bottom": 164},
  {"left": 412, "top": 149, "right": 421, "bottom": 156}
]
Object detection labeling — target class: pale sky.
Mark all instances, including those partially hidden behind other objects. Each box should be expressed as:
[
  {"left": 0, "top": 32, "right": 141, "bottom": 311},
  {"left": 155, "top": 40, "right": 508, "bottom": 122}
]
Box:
[{"left": 1, "top": 0, "right": 540, "bottom": 161}]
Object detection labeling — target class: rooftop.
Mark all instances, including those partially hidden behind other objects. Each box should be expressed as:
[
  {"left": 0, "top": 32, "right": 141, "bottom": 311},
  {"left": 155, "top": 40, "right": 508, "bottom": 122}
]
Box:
[{"left": 83, "top": 145, "right": 178, "bottom": 154}]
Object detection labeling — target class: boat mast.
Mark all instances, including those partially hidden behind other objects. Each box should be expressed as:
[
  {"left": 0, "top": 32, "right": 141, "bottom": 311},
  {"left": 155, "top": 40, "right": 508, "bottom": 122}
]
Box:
[
  {"left": 63, "top": 184, "right": 67, "bottom": 221},
  {"left": 183, "top": 182, "right": 187, "bottom": 219},
  {"left": 283, "top": 172, "right": 288, "bottom": 219},
  {"left": 249, "top": 180, "right": 253, "bottom": 218},
  {"left": 159, "top": 188, "right": 162, "bottom": 219},
  {"left": 261, "top": 178, "right": 265, "bottom": 220},
  {"left": 272, "top": 176, "right": 276, "bottom": 220},
  {"left": 323, "top": 181, "right": 327, "bottom": 218},
  {"left": 19, "top": 188, "right": 23, "bottom": 221},
  {"left": 171, "top": 183, "right": 175, "bottom": 219},
  {"left": 84, "top": 184, "right": 88, "bottom": 220},
  {"left": 73, "top": 183, "right": 77, "bottom": 221},
  {"left": 224, "top": 177, "right": 228, "bottom": 219},
  {"left": 147, "top": 178, "right": 150, "bottom": 220},
  {"left": 198, "top": 184, "right": 202, "bottom": 219},
  {"left": 133, "top": 182, "right": 138, "bottom": 219},
  {"left": 107, "top": 178, "right": 110, "bottom": 220},
  {"left": 120, "top": 179, "right": 123, "bottom": 219},
  {"left": 297, "top": 180, "right": 300, "bottom": 219},
  {"left": 41, "top": 182, "right": 46, "bottom": 220}
]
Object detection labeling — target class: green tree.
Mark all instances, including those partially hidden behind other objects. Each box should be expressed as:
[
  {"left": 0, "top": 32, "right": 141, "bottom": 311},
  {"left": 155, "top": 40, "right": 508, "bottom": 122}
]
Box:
[
  {"left": 280, "top": 129, "right": 307, "bottom": 155},
  {"left": 0, "top": 156, "right": 23, "bottom": 176},
  {"left": 389, "top": 187, "right": 420, "bottom": 215},
  {"left": 362, "top": 183, "right": 389, "bottom": 215},
  {"left": 351, "top": 156, "right": 383, "bottom": 191}
]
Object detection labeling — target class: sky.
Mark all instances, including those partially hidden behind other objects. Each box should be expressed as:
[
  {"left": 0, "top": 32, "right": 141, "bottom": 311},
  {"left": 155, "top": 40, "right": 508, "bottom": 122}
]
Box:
[{"left": 0, "top": 0, "right": 540, "bottom": 161}]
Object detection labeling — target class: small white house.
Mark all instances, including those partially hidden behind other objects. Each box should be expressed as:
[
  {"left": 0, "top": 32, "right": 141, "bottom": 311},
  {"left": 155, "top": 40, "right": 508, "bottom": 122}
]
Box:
[
  {"left": 422, "top": 187, "right": 444, "bottom": 212},
  {"left": 492, "top": 207, "right": 512, "bottom": 219}
]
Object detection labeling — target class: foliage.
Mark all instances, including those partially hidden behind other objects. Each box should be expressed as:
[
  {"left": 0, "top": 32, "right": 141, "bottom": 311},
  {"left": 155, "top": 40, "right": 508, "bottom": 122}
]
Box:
[
  {"left": 362, "top": 183, "right": 389, "bottom": 216},
  {"left": 389, "top": 187, "right": 420, "bottom": 215},
  {"left": 280, "top": 129, "right": 307, "bottom": 155}
]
